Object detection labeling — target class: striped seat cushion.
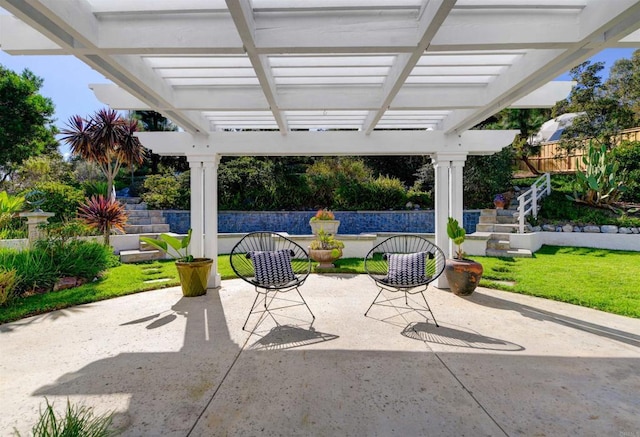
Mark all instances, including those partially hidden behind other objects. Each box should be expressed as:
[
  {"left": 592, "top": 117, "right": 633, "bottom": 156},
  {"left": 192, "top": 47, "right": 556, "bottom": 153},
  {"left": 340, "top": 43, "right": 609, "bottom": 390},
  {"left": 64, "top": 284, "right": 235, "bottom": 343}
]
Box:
[
  {"left": 385, "top": 252, "right": 429, "bottom": 286},
  {"left": 250, "top": 250, "right": 297, "bottom": 286}
]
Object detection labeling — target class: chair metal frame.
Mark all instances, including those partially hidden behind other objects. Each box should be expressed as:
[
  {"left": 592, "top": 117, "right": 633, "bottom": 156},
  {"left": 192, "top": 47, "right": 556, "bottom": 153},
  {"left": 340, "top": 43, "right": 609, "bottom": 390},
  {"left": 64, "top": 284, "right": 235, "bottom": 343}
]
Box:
[
  {"left": 230, "top": 232, "right": 314, "bottom": 331},
  {"left": 364, "top": 235, "right": 446, "bottom": 327}
]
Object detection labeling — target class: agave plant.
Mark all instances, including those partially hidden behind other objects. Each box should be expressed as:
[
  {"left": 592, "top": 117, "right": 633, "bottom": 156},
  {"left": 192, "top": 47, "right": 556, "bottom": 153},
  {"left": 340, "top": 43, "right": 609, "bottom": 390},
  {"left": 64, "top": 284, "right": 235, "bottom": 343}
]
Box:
[
  {"left": 0, "top": 191, "right": 26, "bottom": 229},
  {"left": 77, "top": 195, "right": 128, "bottom": 246}
]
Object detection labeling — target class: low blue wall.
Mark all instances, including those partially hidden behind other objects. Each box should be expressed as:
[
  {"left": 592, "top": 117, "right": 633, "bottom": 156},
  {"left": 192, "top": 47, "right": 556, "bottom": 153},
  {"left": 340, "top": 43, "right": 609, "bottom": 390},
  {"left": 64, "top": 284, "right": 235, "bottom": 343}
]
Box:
[{"left": 161, "top": 210, "right": 481, "bottom": 235}]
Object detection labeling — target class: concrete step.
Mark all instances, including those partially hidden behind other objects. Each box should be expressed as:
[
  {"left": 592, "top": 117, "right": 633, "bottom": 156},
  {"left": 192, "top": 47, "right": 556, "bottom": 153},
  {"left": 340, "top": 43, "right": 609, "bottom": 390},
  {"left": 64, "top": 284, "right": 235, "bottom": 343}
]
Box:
[
  {"left": 126, "top": 210, "right": 163, "bottom": 218},
  {"left": 120, "top": 249, "right": 166, "bottom": 263},
  {"left": 479, "top": 215, "right": 496, "bottom": 224},
  {"left": 124, "top": 224, "right": 171, "bottom": 234},
  {"left": 497, "top": 208, "right": 518, "bottom": 217},
  {"left": 120, "top": 197, "right": 142, "bottom": 204},
  {"left": 485, "top": 248, "right": 533, "bottom": 258},
  {"left": 480, "top": 209, "right": 497, "bottom": 217},
  {"left": 480, "top": 215, "right": 517, "bottom": 225},
  {"left": 124, "top": 203, "right": 148, "bottom": 211},
  {"left": 486, "top": 239, "right": 511, "bottom": 250},
  {"left": 493, "top": 223, "right": 520, "bottom": 233},
  {"left": 496, "top": 215, "right": 517, "bottom": 224},
  {"left": 476, "top": 223, "right": 496, "bottom": 232},
  {"left": 127, "top": 217, "right": 168, "bottom": 226}
]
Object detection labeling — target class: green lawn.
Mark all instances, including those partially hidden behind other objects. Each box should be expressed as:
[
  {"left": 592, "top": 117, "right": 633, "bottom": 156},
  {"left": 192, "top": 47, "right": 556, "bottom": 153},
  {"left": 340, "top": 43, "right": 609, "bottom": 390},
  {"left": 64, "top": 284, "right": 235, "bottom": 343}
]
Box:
[
  {"left": 1, "top": 247, "right": 639, "bottom": 324},
  {"left": 470, "top": 245, "right": 640, "bottom": 318}
]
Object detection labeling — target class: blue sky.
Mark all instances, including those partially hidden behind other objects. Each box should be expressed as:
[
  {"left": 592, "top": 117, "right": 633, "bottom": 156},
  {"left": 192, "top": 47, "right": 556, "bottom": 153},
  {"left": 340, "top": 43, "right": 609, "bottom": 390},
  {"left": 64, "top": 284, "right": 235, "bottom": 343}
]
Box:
[{"left": 0, "top": 47, "right": 636, "bottom": 157}]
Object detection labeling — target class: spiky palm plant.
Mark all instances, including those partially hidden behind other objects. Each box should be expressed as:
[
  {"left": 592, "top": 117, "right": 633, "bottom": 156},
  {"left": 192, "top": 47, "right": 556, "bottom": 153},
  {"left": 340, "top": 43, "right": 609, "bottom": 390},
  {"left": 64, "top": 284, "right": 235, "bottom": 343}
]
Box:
[
  {"left": 77, "top": 195, "right": 128, "bottom": 246},
  {"left": 61, "top": 109, "right": 145, "bottom": 199}
]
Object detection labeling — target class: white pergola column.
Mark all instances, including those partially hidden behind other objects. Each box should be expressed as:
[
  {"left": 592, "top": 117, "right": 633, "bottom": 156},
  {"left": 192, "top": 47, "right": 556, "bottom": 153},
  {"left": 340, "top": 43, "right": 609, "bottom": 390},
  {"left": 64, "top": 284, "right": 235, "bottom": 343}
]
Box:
[
  {"left": 431, "top": 152, "right": 468, "bottom": 289},
  {"left": 188, "top": 158, "right": 204, "bottom": 258},
  {"left": 203, "top": 155, "right": 222, "bottom": 288}
]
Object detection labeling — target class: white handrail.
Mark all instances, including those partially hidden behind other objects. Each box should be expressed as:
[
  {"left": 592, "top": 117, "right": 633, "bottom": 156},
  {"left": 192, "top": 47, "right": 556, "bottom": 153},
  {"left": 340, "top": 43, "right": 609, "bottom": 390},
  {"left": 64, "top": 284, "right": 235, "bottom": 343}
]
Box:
[{"left": 517, "top": 173, "right": 551, "bottom": 233}]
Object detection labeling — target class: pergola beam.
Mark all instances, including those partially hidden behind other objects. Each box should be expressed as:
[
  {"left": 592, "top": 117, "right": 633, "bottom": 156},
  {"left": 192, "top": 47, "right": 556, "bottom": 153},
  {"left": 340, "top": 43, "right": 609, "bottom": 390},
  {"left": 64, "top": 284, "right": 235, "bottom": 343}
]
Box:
[{"left": 136, "top": 130, "right": 519, "bottom": 157}]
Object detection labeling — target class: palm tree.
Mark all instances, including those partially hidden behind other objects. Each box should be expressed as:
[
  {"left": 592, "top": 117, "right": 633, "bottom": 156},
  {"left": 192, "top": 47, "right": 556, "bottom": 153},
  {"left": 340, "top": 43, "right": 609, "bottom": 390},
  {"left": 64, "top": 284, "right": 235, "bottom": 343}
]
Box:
[{"left": 61, "top": 109, "right": 145, "bottom": 199}]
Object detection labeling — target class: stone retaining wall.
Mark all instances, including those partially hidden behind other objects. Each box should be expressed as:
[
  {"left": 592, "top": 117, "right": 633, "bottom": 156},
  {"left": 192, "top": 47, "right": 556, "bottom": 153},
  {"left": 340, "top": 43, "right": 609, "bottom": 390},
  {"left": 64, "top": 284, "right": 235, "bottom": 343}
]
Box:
[
  {"left": 161, "top": 210, "right": 482, "bottom": 235},
  {"left": 532, "top": 224, "right": 640, "bottom": 234}
]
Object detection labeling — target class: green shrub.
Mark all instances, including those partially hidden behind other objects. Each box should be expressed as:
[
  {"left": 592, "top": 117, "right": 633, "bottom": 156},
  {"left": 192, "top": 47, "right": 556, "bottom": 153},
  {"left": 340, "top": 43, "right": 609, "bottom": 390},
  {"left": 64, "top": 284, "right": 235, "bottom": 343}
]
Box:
[
  {"left": 463, "top": 147, "right": 516, "bottom": 208},
  {"left": 141, "top": 173, "right": 182, "bottom": 209},
  {"left": 16, "top": 398, "right": 116, "bottom": 437},
  {"left": 35, "top": 239, "right": 118, "bottom": 280},
  {"left": 219, "top": 157, "right": 278, "bottom": 210},
  {"left": 0, "top": 268, "right": 17, "bottom": 306},
  {"left": 407, "top": 187, "right": 433, "bottom": 209},
  {"left": 26, "top": 182, "right": 85, "bottom": 222},
  {"left": 336, "top": 175, "right": 407, "bottom": 210},
  {"left": 0, "top": 248, "right": 58, "bottom": 294},
  {"left": 612, "top": 140, "right": 640, "bottom": 202}
]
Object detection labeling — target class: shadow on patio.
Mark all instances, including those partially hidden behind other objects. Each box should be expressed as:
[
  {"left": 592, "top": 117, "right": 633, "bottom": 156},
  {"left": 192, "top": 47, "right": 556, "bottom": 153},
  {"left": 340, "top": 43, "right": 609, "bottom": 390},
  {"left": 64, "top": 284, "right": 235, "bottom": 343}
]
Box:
[{"left": 1, "top": 274, "right": 639, "bottom": 436}]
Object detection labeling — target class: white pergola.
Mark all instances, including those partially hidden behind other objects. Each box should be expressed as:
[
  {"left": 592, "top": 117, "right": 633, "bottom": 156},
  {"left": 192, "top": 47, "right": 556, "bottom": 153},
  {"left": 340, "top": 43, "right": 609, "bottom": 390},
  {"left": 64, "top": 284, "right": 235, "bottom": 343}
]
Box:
[{"left": 2, "top": 0, "right": 640, "bottom": 288}]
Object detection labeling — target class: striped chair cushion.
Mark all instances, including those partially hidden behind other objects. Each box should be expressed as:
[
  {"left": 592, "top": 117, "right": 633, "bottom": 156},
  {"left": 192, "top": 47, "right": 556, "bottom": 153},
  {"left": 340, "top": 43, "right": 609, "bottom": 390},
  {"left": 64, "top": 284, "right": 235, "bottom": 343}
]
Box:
[
  {"left": 250, "top": 250, "right": 297, "bottom": 286},
  {"left": 385, "top": 252, "right": 428, "bottom": 286}
]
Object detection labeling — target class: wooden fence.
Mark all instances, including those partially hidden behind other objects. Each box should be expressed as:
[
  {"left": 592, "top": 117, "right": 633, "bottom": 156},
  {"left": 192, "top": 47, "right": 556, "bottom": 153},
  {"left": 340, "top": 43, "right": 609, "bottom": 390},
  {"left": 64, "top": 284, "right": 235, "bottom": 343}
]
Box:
[{"left": 517, "top": 126, "right": 640, "bottom": 173}]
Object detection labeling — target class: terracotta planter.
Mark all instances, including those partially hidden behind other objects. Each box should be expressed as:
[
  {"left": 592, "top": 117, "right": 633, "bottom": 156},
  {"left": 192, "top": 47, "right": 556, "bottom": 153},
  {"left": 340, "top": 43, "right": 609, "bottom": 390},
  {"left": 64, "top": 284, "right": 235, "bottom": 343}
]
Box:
[
  {"left": 175, "top": 258, "right": 213, "bottom": 297},
  {"left": 309, "top": 248, "right": 343, "bottom": 269},
  {"left": 444, "top": 258, "right": 483, "bottom": 296},
  {"left": 493, "top": 199, "right": 505, "bottom": 209},
  {"left": 309, "top": 220, "right": 340, "bottom": 236}
]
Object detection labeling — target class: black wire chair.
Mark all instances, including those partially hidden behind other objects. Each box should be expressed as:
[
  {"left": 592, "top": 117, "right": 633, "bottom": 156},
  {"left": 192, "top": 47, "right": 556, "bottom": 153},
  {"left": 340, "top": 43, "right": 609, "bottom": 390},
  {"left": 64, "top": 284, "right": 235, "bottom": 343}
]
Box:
[
  {"left": 230, "top": 232, "right": 314, "bottom": 331},
  {"left": 364, "top": 235, "right": 446, "bottom": 327}
]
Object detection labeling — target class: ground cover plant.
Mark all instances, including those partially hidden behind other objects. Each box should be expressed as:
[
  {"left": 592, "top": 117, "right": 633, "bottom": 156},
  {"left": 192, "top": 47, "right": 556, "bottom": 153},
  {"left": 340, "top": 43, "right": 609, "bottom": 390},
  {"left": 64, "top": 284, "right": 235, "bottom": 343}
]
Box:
[
  {"left": 14, "top": 398, "right": 116, "bottom": 437},
  {"left": 470, "top": 245, "right": 640, "bottom": 318}
]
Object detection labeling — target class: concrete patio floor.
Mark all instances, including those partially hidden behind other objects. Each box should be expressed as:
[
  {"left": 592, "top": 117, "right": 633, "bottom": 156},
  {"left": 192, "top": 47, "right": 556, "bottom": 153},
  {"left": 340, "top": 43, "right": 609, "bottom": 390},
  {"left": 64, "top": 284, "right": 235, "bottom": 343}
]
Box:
[{"left": 1, "top": 274, "right": 639, "bottom": 436}]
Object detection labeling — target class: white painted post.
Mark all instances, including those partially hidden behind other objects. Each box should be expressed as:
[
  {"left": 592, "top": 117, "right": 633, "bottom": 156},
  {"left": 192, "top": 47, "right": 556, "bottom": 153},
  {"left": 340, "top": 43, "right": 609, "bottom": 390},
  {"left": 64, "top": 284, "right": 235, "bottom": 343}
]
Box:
[
  {"left": 545, "top": 172, "right": 551, "bottom": 195},
  {"left": 203, "top": 155, "right": 221, "bottom": 288},
  {"left": 188, "top": 158, "right": 204, "bottom": 258},
  {"left": 532, "top": 185, "right": 538, "bottom": 219},
  {"left": 449, "top": 159, "right": 465, "bottom": 235},
  {"left": 432, "top": 154, "right": 451, "bottom": 289}
]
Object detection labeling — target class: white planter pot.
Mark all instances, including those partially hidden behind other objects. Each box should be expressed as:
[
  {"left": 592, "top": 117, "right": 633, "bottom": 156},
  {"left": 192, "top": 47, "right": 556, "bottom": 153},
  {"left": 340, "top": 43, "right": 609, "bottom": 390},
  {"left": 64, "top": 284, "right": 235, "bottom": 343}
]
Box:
[{"left": 309, "top": 220, "right": 340, "bottom": 236}]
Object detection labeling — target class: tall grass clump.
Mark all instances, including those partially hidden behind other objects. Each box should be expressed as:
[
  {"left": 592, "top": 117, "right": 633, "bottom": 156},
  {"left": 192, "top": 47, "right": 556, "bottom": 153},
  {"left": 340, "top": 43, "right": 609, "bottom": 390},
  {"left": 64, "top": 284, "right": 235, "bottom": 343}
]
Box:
[
  {"left": 0, "top": 268, "right": 17, "bottom": 306},
  {"left": 15, "top": 398, "right": 116, "bottom": 437}
]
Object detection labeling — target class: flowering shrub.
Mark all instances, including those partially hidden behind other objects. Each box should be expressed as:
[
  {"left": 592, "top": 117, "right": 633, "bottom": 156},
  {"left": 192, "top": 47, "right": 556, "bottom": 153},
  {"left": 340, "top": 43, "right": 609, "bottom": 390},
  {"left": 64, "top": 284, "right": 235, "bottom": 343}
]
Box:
[{"left": 311, "top": 208, "right": 335, "bottom": 221}]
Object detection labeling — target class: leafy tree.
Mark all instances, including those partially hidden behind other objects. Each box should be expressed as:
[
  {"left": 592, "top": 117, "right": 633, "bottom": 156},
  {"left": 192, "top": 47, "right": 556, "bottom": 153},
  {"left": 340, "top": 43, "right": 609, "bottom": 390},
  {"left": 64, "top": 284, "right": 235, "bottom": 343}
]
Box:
[
  {"left": 61, "top": 108, "right": 146, "bottom": 199},
  {"left": 479, "top": 108, "right": 551, "bottom": 175},
  {"left": 362, "top": 156, "right": 430, "bottom": 185},
  {"left": 9, "top": 153, "right": 74, "bottom": 193},
  {"left": 0, "top": 66, "right": 57, "bottom": 184},
  {"left": 552, "top": 61, "right": 635, "bottom": 150},
  {"left": 218, "top": 157, "right": 278, "bottom": 210},
  {"left": 605, "top": 49, "right": 640, "bottom": 123}
]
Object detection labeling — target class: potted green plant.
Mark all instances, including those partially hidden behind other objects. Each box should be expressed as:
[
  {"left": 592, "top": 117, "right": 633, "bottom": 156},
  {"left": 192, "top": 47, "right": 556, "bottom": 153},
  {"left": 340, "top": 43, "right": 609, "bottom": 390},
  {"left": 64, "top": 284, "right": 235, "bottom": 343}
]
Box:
[
  {"left": 309, "top": 208, "right": 340, "bottom": 236},
  {"left": 308, "top": 229, "right": 345, "bottom": 269},
  {"left": 140, "top": 229, "right": 213, "bottom": 297},
  {"left": 444, "top": 217, "right": 483, "bottom": 296}
]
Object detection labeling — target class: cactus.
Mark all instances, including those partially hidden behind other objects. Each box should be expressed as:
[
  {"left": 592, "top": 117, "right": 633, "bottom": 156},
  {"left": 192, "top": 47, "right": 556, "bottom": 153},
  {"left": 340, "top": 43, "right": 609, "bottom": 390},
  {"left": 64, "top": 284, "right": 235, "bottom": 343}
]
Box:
[{"left": 566, "top": 141, "right": 626, "bottom": 208}]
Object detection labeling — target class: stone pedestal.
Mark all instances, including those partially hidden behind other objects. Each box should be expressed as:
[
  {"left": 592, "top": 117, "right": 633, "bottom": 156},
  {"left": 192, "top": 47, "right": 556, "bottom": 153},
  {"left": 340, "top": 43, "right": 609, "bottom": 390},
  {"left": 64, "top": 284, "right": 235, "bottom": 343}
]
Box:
[{"left": 19, "top": 211, "right": 55, "bottom": 246}]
